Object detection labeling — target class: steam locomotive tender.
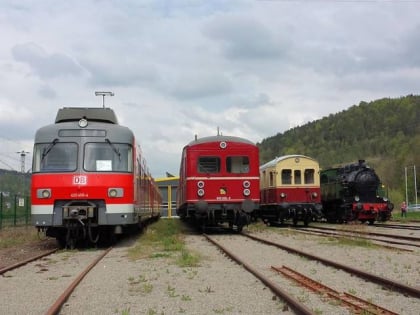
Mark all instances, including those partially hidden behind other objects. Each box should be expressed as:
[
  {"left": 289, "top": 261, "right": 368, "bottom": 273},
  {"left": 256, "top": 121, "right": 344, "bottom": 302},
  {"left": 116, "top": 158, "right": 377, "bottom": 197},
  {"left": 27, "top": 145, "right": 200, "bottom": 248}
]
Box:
[
  {"left": 320, "top": 160, "right": 393, "bottom": 224},
  {"left": 259, "top": 155, "right": 323, "bottom": 226},
  {"left": 176, "top": 135, "right": 260, "bottom": 232},
  {"left": 31, "top": 107, "right": 161, "bottom": 248}
]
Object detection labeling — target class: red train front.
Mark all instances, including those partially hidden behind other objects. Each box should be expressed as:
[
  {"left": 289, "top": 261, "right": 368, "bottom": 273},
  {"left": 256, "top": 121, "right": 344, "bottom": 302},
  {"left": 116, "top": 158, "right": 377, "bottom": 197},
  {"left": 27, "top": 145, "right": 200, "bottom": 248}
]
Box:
[
  {"left": 31, "top": 107, "right": 161, "bottom": 248},
  {"left": 176, "top": 135, "right": 260, "bottom": 231}
]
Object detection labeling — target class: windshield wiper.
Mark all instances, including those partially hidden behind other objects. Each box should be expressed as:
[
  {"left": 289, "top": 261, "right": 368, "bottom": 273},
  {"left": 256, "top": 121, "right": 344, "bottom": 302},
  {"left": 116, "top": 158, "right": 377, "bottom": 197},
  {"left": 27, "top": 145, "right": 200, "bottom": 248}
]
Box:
[
  {"left": 105, "top": 138, "right": 121, "bottom": 161},
  {"left": 41, "top": 138, "right": 59, "bottom": 161}
]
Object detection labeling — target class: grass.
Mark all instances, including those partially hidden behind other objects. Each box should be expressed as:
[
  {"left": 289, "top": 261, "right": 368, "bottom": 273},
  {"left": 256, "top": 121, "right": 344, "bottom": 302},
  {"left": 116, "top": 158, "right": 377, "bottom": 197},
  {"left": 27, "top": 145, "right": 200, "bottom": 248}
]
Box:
[
  {"left": 391, "top": 211, "right": 420, "bottom": 221},
  {"left": 127, "top": 218, "right": 201, "bottom": 267},
  {"left": 0, "top": 226, "right": 39, "bottom": 249}
]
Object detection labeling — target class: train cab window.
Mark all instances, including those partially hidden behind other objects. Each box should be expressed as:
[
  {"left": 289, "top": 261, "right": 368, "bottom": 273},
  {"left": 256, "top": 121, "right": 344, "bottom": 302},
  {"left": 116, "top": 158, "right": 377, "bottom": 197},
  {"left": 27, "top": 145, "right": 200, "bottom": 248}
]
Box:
[
  {"left": 33, "top": 142, "right": 78, "bottom": 172},
  {"left": 84, "top": 142, "right": 133, "bottom": 172},
  {"left": 304, "top": 169, "right": 315, "bottom": 184},
  {"left": 281, "top": 169, "right": 292, "bottom": 185},
  {"left": 198, "top": 156, "right": 220, "bottom": 173},
  {"left": 227, "top": 156, "right": 249, "bottom": 174},
  {"left": 294, "top": 170, "right": 302, "bottom": 184}
]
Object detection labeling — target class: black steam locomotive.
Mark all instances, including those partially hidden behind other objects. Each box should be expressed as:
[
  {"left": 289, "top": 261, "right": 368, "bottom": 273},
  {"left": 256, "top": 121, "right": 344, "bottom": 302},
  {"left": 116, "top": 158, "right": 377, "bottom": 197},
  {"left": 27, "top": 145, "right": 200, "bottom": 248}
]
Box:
[{"left": 320, "top": 160, "right": 393, "bottom": 224}]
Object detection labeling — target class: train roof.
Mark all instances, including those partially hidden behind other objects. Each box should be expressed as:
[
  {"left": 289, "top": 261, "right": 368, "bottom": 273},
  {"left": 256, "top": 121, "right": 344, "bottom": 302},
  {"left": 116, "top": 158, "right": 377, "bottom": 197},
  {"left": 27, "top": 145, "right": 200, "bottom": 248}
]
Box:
[
  {"left": 186, "top": 135, "right": 255, "bottom": 147},
  {"left": 55, "top": 107, "right": 118, "bottom": 124},
  {"left": 260, "top": 154, "right": 318, "bottom": 169}
]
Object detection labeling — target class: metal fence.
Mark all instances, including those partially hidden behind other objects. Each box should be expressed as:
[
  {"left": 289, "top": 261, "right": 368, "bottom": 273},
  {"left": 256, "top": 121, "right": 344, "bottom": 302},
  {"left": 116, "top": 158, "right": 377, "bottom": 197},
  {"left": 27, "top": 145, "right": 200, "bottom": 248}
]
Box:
[{"left": 0, "top": 193, "right": 31, "bottom": 229}]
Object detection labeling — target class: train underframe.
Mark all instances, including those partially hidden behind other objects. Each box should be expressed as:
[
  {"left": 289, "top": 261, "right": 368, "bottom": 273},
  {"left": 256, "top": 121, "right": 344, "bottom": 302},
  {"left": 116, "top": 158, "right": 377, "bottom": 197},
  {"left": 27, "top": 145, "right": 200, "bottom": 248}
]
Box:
[
  {"left": 179, "top": 200, "right": 257, "bottom": 232},
  {"left": 259, "top": 203, "right": 318, "bottom": 227},
  {"left": 321, "top": 200, "right": 393, "bottom": 225},
  {"left": 35, "top": 200, "right": 156, "bottom": 248}
]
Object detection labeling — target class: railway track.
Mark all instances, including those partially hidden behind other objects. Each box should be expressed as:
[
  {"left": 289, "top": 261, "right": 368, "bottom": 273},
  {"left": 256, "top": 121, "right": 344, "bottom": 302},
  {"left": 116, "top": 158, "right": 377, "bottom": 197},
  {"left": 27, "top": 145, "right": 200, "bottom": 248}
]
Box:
[
  {"left": 46, "top": 247, "right": 112, "bottom": 315},
  {"left": 0, "top": 247, "right": 112, "bottom": 314},
  {"left": 295, "top": 226, "right": 419, "bottom": 250},
  {"left": 374, "top": 223, "right": 420, "bottom": 231},
  {"left": 0, "top": 248, "right": 59, "bottom": 275},
  {"left": 307, "top": 224, "right": 420, "bottom": 243},
  {"left": 242, "top": 232, "right": 420, "bottom": 298},
  {"left": 271, "top": 265, "right": 398, "bottom": 315},
  {"left": 204, "top": 232, "right": 420, "bottom": 314}
]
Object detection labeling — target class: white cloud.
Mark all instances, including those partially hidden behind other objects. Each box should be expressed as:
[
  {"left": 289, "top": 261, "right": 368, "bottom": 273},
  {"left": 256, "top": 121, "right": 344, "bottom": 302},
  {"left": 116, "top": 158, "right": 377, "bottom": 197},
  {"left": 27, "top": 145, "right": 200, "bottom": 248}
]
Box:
[{"left": 0, "top": 0, "right": 419, "bottom": 176}]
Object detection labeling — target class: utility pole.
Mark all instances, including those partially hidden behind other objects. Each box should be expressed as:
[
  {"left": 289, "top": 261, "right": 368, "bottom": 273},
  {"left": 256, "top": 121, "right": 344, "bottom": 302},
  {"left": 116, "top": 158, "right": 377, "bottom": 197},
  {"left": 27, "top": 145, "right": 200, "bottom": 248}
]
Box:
[
  {"left": 16, "top": 150, "right": 30, "bottom": 173},
  {"left": 16, "top": 150, "right": 29, "bottom": 196},
  {"left": 95, "top": 91, "right": 114, "bottom": 108},
  {"left": 405, "top": 165, "right": 418, "bottom": 205}
]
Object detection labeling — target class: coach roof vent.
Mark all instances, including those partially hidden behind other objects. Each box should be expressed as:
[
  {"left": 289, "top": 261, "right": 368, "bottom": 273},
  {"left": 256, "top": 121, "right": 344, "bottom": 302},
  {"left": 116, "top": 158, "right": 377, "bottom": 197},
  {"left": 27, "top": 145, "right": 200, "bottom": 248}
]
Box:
[{"left": 55, "top": 107, "right": 119, "bottom": 124}]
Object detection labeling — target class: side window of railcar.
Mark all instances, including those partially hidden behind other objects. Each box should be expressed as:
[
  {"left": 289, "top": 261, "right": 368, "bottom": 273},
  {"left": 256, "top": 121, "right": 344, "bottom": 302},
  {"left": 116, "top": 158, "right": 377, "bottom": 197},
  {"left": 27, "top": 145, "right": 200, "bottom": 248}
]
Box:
[
  {"left": 84, "top": 143, "right": 133, "bottom": 172},
  {"left": 198, "top": 156, "right": 220, "bottom": 173},
  {"left": 281, "top": 169, "right": 292, "bottom": 185},
  {"left": 34, "top": 142, "right": 78, "bottom": 172},
  {"left": 304, "top": 169, "right": 315, "bottom": 184},
  {"left": 269, "top": 171, "right": 275, "bottom": 187},
  {"left": 226, "top": 156, "right": 249, "bottom": 173},
  {"left": 294, "top": 170, "right": 302, "bottom": 184}
]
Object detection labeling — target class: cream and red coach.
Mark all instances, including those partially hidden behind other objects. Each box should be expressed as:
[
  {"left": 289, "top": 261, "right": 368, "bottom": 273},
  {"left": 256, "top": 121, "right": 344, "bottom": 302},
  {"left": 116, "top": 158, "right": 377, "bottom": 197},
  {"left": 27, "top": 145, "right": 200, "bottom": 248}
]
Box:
[{"left": 259, "top": 155, "right": 322, "bottom": 226}]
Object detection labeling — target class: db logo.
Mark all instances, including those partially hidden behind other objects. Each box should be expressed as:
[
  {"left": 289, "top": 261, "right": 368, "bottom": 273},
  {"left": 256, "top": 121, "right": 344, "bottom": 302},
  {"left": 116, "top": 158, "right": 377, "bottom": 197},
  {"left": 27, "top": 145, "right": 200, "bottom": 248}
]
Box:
[{"left": 73, "top": 175, "right": 87, "bottom": 185}]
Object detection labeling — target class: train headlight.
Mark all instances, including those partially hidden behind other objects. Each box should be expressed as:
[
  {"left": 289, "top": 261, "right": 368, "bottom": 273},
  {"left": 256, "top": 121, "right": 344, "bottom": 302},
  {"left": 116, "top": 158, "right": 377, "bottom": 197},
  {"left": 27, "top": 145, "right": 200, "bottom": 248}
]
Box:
[
  {"left": 79, "top": 118, "right": 88, "bottom": 128},
  {"left": 37, "top": 189, "right": 51, "bottom": 199},
  {"left": 354, "top": 195, "right": 360, "bottom": 202},
  {"left": 243, "top": 180, "right": 250, "bottom": 188},
  {"left": 243, "top": 188, "right": 251, "bottom": 196},
  {"left": 312, "top": 192, "right": 318, "bottom": 198},
  {"left": 108, "top": 188, "right": 123, "bottom": 198},
  {"left": 197, "top": 189, "right": 205, "bottom": 197},
  {"left": 280, "top": 192, "right": 286, "bottom": 198},
  {"left": 197, "top": 181, "right": 205, "bottom": 188}
]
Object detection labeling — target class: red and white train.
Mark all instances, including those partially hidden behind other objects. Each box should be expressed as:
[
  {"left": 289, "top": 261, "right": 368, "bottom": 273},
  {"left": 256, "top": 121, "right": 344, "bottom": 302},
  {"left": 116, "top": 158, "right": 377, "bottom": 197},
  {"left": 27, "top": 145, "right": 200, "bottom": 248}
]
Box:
[
  {"left": 259, "top": 155, "right": 323, "bottom": 226},
  {"left": 31, "top": 107, "right": 161, "bottom": 248},
  {"left": 176, "top": 135, "right": 260, "bottom": 231}
]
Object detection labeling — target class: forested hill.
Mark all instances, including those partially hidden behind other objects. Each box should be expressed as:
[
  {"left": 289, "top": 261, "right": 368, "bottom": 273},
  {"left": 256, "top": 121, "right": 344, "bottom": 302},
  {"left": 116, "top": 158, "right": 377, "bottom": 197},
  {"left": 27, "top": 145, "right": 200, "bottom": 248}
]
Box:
[{"left": 257, "top": 94, "right": 420, "bottom": 194}]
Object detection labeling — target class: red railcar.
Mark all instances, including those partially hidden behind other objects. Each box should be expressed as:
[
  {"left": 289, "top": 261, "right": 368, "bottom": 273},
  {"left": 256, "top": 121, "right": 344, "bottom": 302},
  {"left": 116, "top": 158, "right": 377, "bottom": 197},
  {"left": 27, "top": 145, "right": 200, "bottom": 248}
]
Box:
[
  {"left": 31, "top": 107, "right": 161, "bottom": 248},
  {"left": 259, "top": 155, "right": 323, "bottom": 226},
  {"left": 176, "top": 135, "right": 260, "bottom": 231}
]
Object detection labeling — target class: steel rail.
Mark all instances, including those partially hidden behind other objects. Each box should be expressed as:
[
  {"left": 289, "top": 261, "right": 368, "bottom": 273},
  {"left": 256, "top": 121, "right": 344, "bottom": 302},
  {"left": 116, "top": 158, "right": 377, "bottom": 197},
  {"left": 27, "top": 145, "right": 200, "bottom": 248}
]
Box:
[
  {"left": 374, "top": 223, "right": 420, "bottom": 231},
  {"left": 203, "top": 234, "right": 315, "bottom": 315},
  {"left": 243, "top": 232, "right": 420, "bottom": 299},
  {"left": 0, "top": 248, "right": 58, "bottom": 275},
  {"left": 310, "top": 225, "right": 420, "bottom": 242},
  {"left": 272, "top": 265, "right": 398, "bottom": 315},
  {"left": 45, "top": 247, "right": 113, "bottom": 315},
  {"left": 297, "top": 228, "right": 416, "bottom": 250}
]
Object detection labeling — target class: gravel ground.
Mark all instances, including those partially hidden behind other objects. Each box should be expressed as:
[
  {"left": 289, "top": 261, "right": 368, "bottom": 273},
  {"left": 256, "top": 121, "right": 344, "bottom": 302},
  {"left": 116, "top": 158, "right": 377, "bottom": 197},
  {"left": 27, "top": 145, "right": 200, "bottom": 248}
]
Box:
[
  {"left": 1, "top": 223, "right": 419, "bottom": 315},
  {"left": 59, "top": 235, "right": 291, "bottom": 315}
]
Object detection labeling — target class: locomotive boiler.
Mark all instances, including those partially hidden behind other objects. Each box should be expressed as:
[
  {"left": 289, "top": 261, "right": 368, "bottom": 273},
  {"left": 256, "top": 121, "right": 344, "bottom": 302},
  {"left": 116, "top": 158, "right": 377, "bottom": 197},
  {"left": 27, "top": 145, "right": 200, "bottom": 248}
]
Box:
[{"left": 320, "top": 160, "right": 393, "bottom": 224}]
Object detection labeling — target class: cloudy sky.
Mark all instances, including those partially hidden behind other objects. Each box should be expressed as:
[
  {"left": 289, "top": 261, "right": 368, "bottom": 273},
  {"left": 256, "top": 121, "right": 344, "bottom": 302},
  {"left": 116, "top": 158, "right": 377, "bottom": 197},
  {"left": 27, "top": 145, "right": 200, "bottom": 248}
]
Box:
[{"left": 1, "top": 0, "right": 419, "bottom": 177}]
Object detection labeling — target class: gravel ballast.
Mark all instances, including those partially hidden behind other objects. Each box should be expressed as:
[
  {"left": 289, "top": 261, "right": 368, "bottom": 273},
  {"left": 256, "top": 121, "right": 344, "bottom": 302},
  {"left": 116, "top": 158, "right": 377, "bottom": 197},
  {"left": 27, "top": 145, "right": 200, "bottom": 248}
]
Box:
[{"left": 1, "top": 223, "right": 419, "bottom": 314}]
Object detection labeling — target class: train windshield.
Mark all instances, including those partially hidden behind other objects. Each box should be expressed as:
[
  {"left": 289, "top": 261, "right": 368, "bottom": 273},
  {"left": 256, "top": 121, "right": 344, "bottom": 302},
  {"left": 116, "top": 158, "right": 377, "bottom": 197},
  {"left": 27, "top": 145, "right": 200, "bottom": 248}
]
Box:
[
  {"left": 227, "top": 156, "right": 249, "bottom": 174},
  {"left": 84, "top": 142, "right": 133, "bottom": 172},
  {"left": 33, "top": 142, "right": 78, "bottom": 172}
]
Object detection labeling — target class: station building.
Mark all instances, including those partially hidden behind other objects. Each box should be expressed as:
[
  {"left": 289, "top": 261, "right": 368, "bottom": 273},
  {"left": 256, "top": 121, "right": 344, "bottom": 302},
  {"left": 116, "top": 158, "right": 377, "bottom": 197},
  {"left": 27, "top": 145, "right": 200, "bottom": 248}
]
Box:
[{"left": 156, "top": 176, "right": 179, "bottom": 218}]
